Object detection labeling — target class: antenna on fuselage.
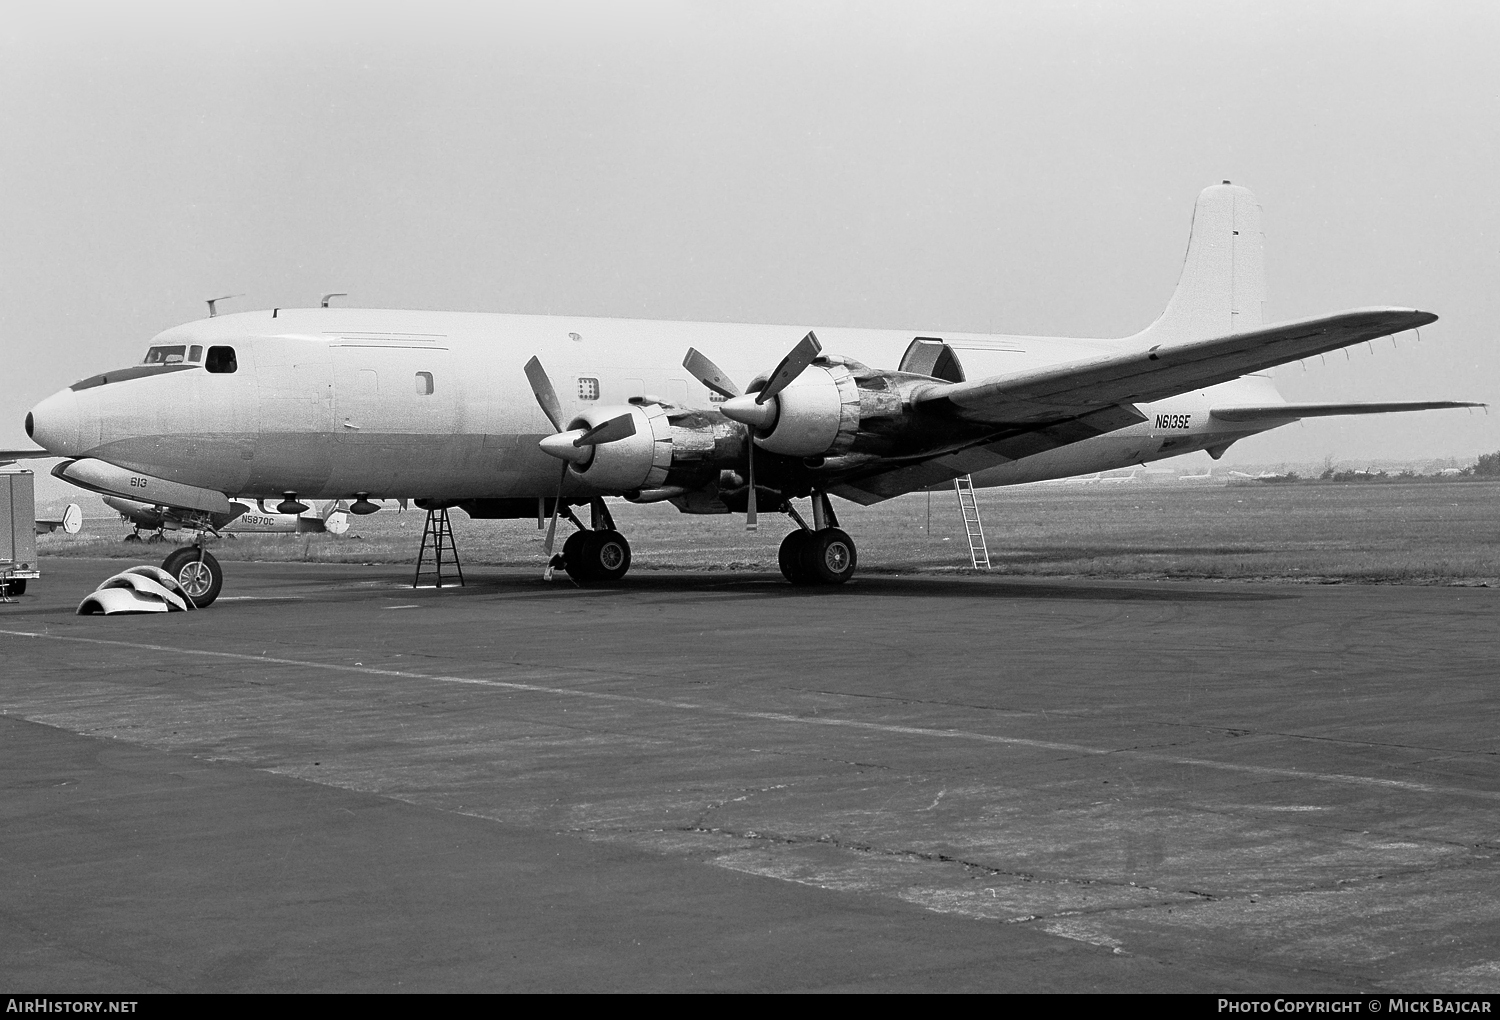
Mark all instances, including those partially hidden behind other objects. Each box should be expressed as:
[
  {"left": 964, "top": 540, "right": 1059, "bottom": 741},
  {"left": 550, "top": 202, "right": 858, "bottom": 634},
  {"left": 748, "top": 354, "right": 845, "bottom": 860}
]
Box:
[
  {"left": 206, "top": 294, "right": 242, "bottom": 317},
  {"left": 321, "top": 292, "right": 347, "bottom": 308}
]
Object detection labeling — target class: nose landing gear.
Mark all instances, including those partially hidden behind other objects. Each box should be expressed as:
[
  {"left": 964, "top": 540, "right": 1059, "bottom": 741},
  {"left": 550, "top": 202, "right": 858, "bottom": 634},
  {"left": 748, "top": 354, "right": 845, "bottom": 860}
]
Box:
[
  {"left": 161, "top": 541, "right": 223, "bottom": 608},
  {"left": 778, "top": 491, "right": 857, "bottom": 585}
]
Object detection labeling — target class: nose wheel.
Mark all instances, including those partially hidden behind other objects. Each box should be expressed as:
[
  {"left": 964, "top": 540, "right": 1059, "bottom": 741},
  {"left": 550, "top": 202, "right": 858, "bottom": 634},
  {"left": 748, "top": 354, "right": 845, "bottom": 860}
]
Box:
[{"left": 161, "top": 545, "right": 224, "bottom": 608}]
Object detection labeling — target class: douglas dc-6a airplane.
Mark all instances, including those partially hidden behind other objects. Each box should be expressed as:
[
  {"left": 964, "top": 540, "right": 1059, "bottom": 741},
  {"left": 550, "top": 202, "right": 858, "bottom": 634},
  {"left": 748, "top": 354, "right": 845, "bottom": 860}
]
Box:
[{"left": 6, "top": 184, "right": 1480, "bottom": 606}]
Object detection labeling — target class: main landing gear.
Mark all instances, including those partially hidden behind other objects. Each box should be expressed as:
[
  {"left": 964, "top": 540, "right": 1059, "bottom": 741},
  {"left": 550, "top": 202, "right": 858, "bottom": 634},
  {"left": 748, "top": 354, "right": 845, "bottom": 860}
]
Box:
[
  {"left": 778, "top": 492, "right": 857, "bottom": 586},
  {"left": 554, "top": 498, "right": 632, "bottom": 583}
]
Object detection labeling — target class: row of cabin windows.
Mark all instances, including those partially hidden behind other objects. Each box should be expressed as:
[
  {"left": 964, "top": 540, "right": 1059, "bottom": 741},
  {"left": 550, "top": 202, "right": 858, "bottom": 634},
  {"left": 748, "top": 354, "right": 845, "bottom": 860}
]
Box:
[{"left": 139, "top": 345, "right": 434, "bottom": 392}]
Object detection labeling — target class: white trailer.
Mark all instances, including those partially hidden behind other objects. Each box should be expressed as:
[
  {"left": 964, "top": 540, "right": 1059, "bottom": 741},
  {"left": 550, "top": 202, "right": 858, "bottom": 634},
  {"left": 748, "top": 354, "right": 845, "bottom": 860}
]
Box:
[{"left": 1, "top": 467, "right": 40, "bottom": 596}]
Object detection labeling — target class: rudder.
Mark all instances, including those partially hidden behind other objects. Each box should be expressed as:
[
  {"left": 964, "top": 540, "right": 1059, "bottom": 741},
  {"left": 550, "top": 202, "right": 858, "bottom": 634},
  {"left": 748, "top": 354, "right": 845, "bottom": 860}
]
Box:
[{"left": 1132, "top": 183, "right": 1265, "bottom": 343}]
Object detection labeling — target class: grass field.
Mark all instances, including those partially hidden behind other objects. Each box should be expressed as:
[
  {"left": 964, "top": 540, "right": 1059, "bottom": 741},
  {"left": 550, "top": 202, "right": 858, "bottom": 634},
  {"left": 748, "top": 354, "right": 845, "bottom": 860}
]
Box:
[{"left": 40, "top": 480, "right": 1500, "bottom": 584}]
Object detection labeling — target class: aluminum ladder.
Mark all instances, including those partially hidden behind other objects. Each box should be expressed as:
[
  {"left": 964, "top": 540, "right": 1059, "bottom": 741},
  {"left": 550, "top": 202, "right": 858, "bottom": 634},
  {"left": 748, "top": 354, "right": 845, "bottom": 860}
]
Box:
[
  {"left": 413, "top": 507, "right": 465, "bottom": 588},
  {"left": 953, "top": 475, "right": 991, "bottom": 569}
]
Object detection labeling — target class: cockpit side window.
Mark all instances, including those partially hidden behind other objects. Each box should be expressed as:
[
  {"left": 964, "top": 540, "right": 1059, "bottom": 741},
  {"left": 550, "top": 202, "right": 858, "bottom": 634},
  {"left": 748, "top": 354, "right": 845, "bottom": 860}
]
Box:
[
  {"left": 205, "top": 346, "right": 237, "bottom": 374},
  {"left": 143, "top": 345, "right": 187, "bottom": 365}
]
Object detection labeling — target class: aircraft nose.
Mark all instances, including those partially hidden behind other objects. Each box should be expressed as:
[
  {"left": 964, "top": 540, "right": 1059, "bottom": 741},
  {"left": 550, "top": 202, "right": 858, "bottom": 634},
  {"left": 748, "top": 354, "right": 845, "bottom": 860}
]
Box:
[{"left": 27, "top": 388, "right": 82, "bottom": 456}]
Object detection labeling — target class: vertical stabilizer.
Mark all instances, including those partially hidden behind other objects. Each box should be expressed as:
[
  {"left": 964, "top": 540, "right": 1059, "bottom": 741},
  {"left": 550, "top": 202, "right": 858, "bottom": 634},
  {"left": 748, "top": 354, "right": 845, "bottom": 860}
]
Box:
[{"left": 1132, "top": 183, "right": 1265, "bottom": 344}]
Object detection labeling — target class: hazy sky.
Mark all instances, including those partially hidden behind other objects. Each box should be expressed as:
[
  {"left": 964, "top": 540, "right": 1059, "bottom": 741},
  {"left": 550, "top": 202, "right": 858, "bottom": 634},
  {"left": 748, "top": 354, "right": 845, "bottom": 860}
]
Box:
[{"left": 2, "top": 0, "right": 1496, "bottom": 469}]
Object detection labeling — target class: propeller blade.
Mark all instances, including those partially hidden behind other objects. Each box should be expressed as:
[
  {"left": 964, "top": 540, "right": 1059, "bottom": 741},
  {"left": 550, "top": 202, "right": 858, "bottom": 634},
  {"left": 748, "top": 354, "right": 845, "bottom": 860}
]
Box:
[
  {"left": 682, "top": 348, "right": 742, "bottom": 399},
  {"left": 524, "top": 356, "right": 567, "bottom": 432},
  {"left": 745, "top": 442, "right": 757, "bottom": 532},
  {"left": 574, "top": 412, "right": 636, "bottom": 447},
  {"left": 541, "top": 462, "right": 568, "bottom": 580},
  {"left": 755, "top": 331, "right": 821, "bottom": 405}
]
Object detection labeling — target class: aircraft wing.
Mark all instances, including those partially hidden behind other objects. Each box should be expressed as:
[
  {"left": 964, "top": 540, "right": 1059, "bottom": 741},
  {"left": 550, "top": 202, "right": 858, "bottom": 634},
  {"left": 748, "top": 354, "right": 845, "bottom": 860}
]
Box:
[
  {"left": 1209, "top": 400, "right": 1483, "bottom": 423},
  {"left": 0, "top": 448, "right": 53, "bottom": 464},
  {"left": 828, "top": 307, "right": 1444, "bottom": 504},
  {"left": 914, "top": 307, "right": 1437, "bottom": 425}
]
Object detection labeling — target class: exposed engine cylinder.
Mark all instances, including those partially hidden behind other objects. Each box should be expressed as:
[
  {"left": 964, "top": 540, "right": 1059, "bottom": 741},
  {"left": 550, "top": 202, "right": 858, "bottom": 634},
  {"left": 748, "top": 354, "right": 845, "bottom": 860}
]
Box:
[{"left": 752, "top": 362, "right": 862, "bottom": 458}]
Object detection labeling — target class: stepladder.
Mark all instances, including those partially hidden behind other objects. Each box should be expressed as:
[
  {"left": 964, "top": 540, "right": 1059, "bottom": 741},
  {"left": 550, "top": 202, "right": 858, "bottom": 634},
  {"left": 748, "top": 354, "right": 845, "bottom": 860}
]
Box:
[{"left": 413, "top": 507, "right": 465, "bottom": 588}]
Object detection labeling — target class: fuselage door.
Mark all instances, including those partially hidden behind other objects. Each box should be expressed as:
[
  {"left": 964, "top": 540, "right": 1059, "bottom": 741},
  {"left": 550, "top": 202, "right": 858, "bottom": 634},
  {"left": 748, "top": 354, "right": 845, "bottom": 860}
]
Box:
[{"left": 332, "top": 343, "right": 456, "bottom": 435}]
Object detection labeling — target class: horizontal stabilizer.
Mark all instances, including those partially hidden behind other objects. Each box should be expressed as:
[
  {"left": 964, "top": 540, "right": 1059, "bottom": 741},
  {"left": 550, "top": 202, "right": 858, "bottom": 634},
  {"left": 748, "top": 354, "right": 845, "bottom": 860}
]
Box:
[{"left": 1210, "top": 400, "right": 1484, "bottom": 423}]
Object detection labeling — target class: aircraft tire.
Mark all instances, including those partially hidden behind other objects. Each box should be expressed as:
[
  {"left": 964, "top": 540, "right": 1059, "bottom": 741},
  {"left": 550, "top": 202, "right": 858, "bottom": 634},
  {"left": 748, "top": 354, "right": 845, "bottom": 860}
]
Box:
[
  {"left": 577, "top": 530, "right": 631, "bottom": 583},
  {"left": 561, "top": 531, "right": 591, "bottom": 580},
  {"left": 802, "top": 528, "right": 857, "bottom": 585},
  {"left": 778, "top": 530, "right": 813, "bottom": 584},
  {"left": 2, "top": 579, "right": 26, "bottom": 596},
  {"left": 123, "top": 533, "right": 142, "bottom": 543},
  {"left": 161, "top": 548, "right": 224, "bottom": 608}
]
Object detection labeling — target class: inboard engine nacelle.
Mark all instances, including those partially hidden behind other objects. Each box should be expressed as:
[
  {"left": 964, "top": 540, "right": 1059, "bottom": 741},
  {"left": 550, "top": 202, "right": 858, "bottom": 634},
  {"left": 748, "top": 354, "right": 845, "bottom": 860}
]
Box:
[{"left": 718, "top": 361, "right": 862, "bottom": 458}]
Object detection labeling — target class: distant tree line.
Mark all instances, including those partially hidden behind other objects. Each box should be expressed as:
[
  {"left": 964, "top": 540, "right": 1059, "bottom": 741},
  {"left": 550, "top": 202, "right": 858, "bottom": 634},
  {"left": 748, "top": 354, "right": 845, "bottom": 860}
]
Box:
[{"left": 1314, "top": 451, "right": 1500, "bottom": 482}]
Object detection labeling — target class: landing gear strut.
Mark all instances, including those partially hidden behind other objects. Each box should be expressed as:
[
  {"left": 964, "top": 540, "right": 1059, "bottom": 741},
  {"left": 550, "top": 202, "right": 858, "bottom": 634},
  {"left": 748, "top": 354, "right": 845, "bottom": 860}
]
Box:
[
  {"left": 559, "top": 498, "right": 632, "bottom": 583},
  {"left": 778, "top": 492, "right": 857, "bottom": 586}
]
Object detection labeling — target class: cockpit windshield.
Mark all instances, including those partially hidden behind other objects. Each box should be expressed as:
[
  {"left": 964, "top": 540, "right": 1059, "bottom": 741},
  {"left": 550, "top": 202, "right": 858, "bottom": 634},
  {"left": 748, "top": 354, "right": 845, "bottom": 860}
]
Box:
[{"left": 143, "top": 345, "right": 188, "bottom": 365}]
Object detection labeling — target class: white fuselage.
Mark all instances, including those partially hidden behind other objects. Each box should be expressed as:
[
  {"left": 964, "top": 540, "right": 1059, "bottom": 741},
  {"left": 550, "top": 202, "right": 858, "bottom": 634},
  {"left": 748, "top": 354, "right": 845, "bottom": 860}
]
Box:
[{"left": 29, "top": 307, "right": 1286, "bottom": 502}]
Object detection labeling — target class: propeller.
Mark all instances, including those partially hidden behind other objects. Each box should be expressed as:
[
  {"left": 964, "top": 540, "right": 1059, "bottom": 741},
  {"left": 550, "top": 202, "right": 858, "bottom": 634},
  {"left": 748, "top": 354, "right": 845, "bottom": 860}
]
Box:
[
  {"left": 524, "top": 356, "right": 638, "bottom": 578},
  {"left": 682, "top": 331, "right": 821, "bottom": 531}
]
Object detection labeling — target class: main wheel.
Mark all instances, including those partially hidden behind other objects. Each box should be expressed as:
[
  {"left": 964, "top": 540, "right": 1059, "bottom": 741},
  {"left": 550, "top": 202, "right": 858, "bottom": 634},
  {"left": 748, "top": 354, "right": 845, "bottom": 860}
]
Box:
[
  {"left": 561, "top": 530, "right": 591, "bottom": 579},
  {"left": 779, "top": 530, "right": 813, "bottom": 584},
  {"left": 591, "top": 530, "right": 632, "bottom": 582},
  {"left": 2, "top": 578, "right": 25, "bottom": 596},
  {"left": 123, "top": 533, "right": 142, "bottom": 543},
  {"left": 565, "top": 530, "right": 632, "bottom": 583},
  {"left": 802, "top": 528, "right": 857, "bottom": 585},
  {"left": 161, "top": 548, "right": 224, "bottom": 608}
]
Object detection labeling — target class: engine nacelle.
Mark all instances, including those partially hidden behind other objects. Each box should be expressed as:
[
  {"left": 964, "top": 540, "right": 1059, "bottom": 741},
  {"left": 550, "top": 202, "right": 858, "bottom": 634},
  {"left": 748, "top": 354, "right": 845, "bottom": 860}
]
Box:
[
  {"left": 749, "top": 361, "right": 862, "bottom": 458},
  {"left": 562, "top": 403, "right": 739, "bottom": 493},
  {"left": 562, "top": 404, "right": 672, "bottom": 491}
]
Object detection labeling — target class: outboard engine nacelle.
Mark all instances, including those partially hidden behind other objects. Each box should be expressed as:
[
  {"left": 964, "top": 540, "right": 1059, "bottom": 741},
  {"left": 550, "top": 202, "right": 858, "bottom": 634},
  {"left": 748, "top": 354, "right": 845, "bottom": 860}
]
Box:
[{"left": 723, "top": 358, "right": 863, "bottom": 458}]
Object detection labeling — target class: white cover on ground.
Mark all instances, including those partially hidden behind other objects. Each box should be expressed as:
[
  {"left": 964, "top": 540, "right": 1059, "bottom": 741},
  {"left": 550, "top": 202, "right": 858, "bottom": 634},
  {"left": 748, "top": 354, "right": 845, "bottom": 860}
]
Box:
[{"left": 76, "top": 566, "right": 193, "bottom": 614}]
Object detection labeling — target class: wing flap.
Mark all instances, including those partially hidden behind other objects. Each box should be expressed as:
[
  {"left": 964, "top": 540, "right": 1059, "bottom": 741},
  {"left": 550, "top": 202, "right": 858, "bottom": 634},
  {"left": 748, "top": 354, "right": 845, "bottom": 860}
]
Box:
[
  {"left": 916, "top": 307, "right": 1437, "bottom": 425},
  {"left": 1210, "top": 400, "right": 1483, "bottom": 423}
]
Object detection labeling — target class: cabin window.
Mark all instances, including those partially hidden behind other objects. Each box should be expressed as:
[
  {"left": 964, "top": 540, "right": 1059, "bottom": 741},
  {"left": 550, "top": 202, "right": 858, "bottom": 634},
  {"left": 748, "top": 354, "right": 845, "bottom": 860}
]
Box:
[
  {"left": 143, "top": 345, "right": 187, "bottom": 365},
  {"left": 577, "top": 378, "right": 599, "bottom": 400},
  {"left": 415, "top": 371, "right": 434, "bottom": 395},
  {"left": 205, "top": 346, "right": 237, "bottom": 373},
  {"left": 189, "top": 345, "right": 203, "bottom": 362}
]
